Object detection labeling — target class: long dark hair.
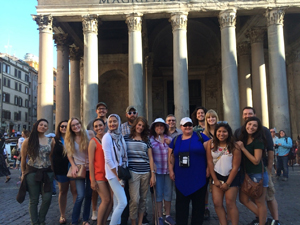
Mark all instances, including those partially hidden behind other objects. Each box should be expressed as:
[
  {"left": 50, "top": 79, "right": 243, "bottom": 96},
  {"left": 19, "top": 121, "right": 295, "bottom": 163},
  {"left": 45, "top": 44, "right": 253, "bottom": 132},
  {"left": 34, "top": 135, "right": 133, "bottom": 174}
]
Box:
[
  {"left": 191, "top": 106, "right": 207, "bottom": 126},
  {"left": 55, "top": 120, "right": 68, "bottom": 139},
  {"left": 150, "top": 121, "right": 169, "bottom": 138},
  {"left": 129, "top": 117, "right": 150, "bottom": 142},
  {"left": 27, "top": 118, "right": 49, "bottom": 160},
  {"left": 212, "top": 122, "right": 236, "bottom": 153},
  {"left": 239, "top": 117, "right": 266, "bottom": 147}
]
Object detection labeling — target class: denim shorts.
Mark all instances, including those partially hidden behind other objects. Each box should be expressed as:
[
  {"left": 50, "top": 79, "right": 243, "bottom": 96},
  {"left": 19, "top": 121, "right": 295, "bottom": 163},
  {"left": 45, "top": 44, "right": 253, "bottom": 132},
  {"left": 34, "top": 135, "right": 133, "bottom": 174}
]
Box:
[
  {"left": 155, "top": 174, "right": 173, "bottom": 202},
  {"left": 56, "top": 175, "right": 72, "bottom": 183},
  {"left": 247, "top": 171, "right": 269, "bottom": 187}
]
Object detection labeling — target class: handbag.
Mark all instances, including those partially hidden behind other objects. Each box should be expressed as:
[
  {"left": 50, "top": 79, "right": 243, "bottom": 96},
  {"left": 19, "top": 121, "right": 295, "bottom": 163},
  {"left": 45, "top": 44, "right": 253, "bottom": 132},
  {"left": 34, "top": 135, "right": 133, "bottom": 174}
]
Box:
[
  {"left": 241, "top": 158, "right": 264, "bottom": 199},
  {"left": 112, "top": 138, "right": 131, "bottom": 180},
  {"left": 67, "top": 164, "right": 86, "bottom": 179}
]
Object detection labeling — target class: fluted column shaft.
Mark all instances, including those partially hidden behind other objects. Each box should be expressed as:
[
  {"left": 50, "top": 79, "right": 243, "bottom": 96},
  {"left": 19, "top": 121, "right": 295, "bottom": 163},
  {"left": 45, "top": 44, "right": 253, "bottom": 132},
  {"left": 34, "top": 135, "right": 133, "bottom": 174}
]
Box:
[
  {"left": 32, "top": 15, "right": 53, "bottom": 131},
  {"left": 82, "top": 15, "right": 98, "bottom": 127},
  {"left": 170, "top": 13, "right": 189, "bottom": 127},
  {"left": 69, "top": 45, "right": 81, "bottom": 119},
  {"left": 219, "top": 9, "right": 240, "bottom": 130},
  {"left": 266, "top": 8, "right": 291, "bottom": 135},
  {"left": 126, "top": 14, "right": 145, "bottom": 117},
  {"left": 54, "top": 34, "right": 70, "bottom": 123},
  {"left": 247, "top": 28, "right": 269, "bottom": 127},
  {"left": 238, "top": 42, "right": 253, "bottom": 112}
]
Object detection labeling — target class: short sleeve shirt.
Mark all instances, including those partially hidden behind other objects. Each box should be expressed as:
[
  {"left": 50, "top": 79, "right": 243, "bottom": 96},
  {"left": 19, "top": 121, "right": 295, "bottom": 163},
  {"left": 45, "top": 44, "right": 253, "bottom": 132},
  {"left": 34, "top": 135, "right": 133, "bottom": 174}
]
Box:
[
  {"left": 124, "top": 135, "right": 151, "bottom": 174},
  {"left": 244, "top": 139, "right": 265, "bottom": 174},
  {"left": 169, "top": 132, "right": 209, "bottom": 196}
]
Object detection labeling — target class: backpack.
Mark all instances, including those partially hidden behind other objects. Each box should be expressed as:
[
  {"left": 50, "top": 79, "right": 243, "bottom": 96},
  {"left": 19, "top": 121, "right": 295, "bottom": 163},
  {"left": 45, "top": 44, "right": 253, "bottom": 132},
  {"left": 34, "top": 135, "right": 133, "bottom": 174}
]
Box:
[{"left": 11, "top": 147, "right": 19, "bottom": 156}]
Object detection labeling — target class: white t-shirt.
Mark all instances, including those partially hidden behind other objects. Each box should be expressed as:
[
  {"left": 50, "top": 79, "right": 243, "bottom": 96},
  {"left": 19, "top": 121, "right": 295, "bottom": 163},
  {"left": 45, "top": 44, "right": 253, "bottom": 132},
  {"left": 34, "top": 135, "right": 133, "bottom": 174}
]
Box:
[{"left": 211, "top": 146, "right": 233, "bottom": 176}]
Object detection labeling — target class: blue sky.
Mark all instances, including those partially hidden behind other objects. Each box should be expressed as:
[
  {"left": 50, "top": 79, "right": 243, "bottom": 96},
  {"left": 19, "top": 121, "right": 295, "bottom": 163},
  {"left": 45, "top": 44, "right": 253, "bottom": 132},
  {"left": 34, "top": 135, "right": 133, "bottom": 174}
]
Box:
[{"left": 0, "top": 0, "right": 57, "bottom": 67}]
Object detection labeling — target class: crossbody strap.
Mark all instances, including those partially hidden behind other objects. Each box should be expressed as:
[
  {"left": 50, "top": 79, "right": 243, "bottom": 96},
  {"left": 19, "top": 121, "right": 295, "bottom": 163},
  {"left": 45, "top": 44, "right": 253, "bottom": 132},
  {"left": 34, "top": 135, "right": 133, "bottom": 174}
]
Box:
[{"left": 111, "top": 136, "right": 119, "bottom": 164}]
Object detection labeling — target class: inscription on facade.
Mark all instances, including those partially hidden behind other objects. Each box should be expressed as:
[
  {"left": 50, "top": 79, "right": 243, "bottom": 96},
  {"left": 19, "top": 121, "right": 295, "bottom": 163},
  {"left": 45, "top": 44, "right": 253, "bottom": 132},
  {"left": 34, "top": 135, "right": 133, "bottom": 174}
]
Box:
[{"left": 99, "top": 0, "right": 180, "bottom": 3}]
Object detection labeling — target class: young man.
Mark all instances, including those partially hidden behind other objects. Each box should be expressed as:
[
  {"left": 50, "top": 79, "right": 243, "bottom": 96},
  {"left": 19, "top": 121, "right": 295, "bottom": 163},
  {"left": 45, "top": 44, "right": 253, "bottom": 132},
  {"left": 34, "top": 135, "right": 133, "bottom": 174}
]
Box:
[
  {"left": 121, "top": 106, "right": 138, "bottom": 136},
  {"left": 87, "top": 102, "right": 108, "bottom": 132},
  {"left": 166, "top": 114, "right": 182, "bottom": 139},
  {"left": 234, "top": 107, "right": 280, "bottom": 225},
  {"left": 191, "top": 106, "right": 207, "bottom": 133}
]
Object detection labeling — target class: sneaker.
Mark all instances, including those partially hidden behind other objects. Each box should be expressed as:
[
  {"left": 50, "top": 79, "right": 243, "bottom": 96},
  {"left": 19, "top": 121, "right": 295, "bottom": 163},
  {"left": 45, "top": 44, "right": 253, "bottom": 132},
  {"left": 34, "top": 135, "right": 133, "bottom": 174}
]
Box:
[
  {"left": 266, "top": 218, "right": 273, "bottom": 225},
  {"left": 282, "top": 177, "right": 288, "bottom": 181},
  {"left": 273, "top": 221, "right": 281, "bottom": 225},
  {"left": 165, "top": 216, "right": 176, "bottom": 225},
  {"left": 247, "top": 218, "right": 259, "bottom": 225},
  {"left": 203, "top": 208, "right": 210, "bottom": 220},
  {"left": 91, "top": 210, "right": 97, "bottom": 221},
  {"left": 52, "top": 193, "right": 56, "bottom": 197},
  {"left": 159, "top": 217, "right": 164, "bottom": 225},
  {"left": 142, "top": 215, "right": 150, "bottom": 225},
  {"left": 294, "top": 163, "right": 299, "bottom": 166}
]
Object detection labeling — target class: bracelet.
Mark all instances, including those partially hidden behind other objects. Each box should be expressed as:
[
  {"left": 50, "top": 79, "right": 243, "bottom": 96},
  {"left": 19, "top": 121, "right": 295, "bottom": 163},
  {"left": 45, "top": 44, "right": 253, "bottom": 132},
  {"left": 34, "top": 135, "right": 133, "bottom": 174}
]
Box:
[
  {"left": 225, "top": 182, "right": 230, "bottom": 187},
  {"left": 151, "top": 170, "right": 156, "bottom": 173}
]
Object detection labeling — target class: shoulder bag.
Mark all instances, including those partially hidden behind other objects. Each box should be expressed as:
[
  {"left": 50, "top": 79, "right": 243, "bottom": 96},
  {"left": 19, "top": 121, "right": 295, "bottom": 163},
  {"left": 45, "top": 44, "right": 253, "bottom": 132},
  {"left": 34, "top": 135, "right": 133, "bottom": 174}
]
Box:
[{"left": 112, "top": 137, "right": 131, "bottom": 180}]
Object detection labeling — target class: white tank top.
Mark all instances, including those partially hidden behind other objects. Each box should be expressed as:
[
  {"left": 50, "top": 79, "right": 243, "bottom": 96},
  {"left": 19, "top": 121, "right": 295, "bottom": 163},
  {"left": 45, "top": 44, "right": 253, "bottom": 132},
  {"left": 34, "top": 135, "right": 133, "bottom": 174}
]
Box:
[{"left": 211, "top": 146, "right": 233, "bottom": 176}]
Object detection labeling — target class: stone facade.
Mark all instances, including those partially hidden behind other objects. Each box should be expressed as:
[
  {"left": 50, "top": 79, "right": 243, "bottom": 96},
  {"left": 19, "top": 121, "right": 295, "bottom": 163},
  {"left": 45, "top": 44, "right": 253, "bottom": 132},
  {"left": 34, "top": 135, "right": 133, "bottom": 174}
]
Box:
[{"left": 33, "top": 0, "right": 300, "bottom": 137}]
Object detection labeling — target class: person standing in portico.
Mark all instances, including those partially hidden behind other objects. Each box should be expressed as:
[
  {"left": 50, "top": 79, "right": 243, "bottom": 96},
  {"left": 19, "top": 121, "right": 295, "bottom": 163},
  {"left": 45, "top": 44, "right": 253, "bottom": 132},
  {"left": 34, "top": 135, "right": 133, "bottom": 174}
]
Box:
[
  {"left": 121, "top": 106, "right": 139, "bottom": 136},
  {"left": 166, "top": 114, "right": 182, "bottom": 139},
  {"left": 191, "top": 106, "right": 207, "bottom": 133}
]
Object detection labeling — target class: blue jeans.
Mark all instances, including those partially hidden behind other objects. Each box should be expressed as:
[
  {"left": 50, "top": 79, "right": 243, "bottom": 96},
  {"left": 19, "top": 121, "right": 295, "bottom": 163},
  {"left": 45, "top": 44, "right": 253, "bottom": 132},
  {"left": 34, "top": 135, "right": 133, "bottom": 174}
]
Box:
[
  {"left": 72, "top": 171, "right": 92, "bottom": 224},
  {"left": 52, "top": 179, "right": 56, "bottom": 194},
  {"left": 277, "top": 155, "right": 289, "bottom": 178}
]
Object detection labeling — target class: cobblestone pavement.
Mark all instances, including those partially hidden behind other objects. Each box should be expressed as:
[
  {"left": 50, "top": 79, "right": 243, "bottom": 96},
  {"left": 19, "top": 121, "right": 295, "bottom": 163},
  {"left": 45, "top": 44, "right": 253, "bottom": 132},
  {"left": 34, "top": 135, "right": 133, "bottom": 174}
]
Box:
[{"left": 1, "top": 166, "right": 299, "bottom": 225}]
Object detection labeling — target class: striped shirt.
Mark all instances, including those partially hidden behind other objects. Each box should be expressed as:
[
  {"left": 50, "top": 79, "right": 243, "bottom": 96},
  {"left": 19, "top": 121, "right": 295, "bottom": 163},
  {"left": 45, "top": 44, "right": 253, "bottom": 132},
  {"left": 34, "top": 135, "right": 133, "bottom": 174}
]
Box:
[{"left": 124, "top": 135, "right": 151, "bottom": 174}]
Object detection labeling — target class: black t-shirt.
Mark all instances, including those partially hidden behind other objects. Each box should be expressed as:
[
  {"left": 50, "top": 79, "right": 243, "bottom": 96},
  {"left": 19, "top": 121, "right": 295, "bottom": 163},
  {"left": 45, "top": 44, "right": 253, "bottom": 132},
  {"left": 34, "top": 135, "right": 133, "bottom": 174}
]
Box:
[
  {"left": 52, "top": 137, "right": 69, "bottom": 176},
  {"left": 234, "top": 126, "right": 273, "bottom": 166}
]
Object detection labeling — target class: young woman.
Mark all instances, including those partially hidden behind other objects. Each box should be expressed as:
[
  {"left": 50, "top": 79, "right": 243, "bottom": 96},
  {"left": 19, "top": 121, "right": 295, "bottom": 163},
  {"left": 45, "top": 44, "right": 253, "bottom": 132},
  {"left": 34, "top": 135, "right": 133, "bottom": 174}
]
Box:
[
  {"left": 203, "top": 109, "right": 219, "bottom": 139},
  {"left": 124, "top": 117, "right": 155, "bottom": 225},
  {"left": 275, "top": 130, "right": 292, "bottom": 181},
  {"left": 102, "top": 114, "right": 128, "bottom": 225},
  {"left": 19, "top": 119, "right": 55, "bottom": 225},
  {"left": 206, "top": 122, "right": 241, "bottom": 225},
  {"left": 149, "top": 118, "right": 175, "bottom": 225},
  {"left": 65, "top": 117, "right": 94, "bottom": 225},
  {"left": 51, "top": 120, "right": 77, "bottom": 224},
  {"left": 236, "top": 117, "right": 269, "bottom": 225},
  {"left": 88, "top": 118, "right": 113, "bottom": 225}
]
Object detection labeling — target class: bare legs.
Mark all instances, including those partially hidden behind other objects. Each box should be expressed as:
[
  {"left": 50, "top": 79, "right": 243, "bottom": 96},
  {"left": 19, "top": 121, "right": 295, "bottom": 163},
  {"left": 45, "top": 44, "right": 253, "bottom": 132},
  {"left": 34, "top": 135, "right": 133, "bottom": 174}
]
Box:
[{"left": 96, "top": 182, "right": 113, "bottom": 225}]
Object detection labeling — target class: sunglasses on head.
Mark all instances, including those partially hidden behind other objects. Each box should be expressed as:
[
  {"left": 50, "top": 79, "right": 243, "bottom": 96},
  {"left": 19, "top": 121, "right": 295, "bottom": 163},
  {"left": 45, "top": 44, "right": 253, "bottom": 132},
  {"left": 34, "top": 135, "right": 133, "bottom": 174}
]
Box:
[
  {"left": 182, "top": 123, "right": 193, "bottom": 127},
  {"left": 217, "top": 121, "right": 228, "bottom": 125},
  {"left": 60, "top": 125, "right": 67, "bottom": 128},
  {"left": 127, "top": 111, "right": 137, "bottom": 115}
]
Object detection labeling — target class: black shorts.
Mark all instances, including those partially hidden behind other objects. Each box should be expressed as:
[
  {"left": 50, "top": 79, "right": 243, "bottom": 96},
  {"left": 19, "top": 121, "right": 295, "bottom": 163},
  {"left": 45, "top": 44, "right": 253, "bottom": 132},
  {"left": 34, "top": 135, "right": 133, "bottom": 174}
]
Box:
[{"left": 213, "top": 171, "right": 240, "bottom": 187}]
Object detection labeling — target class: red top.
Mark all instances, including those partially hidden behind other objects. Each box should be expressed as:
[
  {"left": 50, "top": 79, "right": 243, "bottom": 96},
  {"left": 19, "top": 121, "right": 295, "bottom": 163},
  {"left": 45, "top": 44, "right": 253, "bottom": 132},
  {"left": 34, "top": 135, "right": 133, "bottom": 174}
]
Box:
[{"left": 91, "top": 137, "right": 107, "bottom": 182}]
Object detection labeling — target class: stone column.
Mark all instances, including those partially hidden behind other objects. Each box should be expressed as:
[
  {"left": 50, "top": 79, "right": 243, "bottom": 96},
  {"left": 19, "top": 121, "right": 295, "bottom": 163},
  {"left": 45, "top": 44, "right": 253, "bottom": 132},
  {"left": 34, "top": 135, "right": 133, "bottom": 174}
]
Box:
[
  {"left": 82, "top": 15, "right": 98, "bottom": 128},
  {"left": 53, "top": 33, "right": 70, "bottom": 123},
  {"left": 32, "top": 15, "right": 53, "bottom": 131},
  {"left": 237, "top": 42, "right": 253, "bottom": 112},
  {"left": 265, "top": 8, "right": 291, "bottom": 135},
  {"left": 126, "top": 13, "right": 145, "bottom": 117},
  {"left": 69, "top": 45, "right": 82, "bottom": 119},
  {"left": 145, "top": 54, "right": 153, "bottom": 122},
  {"left": 170, "top": 12, "right": 189, "bottom": 127},
  {"left": 219, "top": 9, "right": 240, "bottom": 130},
  {"left": 246, "top": 28, "right": 269, "bottom": 127}
]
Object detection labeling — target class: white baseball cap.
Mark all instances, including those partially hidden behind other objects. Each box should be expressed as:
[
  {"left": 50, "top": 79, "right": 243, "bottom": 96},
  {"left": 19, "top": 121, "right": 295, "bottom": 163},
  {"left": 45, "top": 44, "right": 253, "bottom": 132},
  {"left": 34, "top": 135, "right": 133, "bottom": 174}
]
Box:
[{"left": 180, "top": 117, "right": 193, "bottom": 126}]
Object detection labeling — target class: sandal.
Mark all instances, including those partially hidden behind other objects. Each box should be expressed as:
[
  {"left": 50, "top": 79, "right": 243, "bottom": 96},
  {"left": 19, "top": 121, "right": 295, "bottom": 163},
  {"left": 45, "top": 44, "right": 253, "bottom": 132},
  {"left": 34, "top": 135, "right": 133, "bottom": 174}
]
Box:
[
  {"left": 5, "top": 177, "right": 11, "bottom": 183},
  {"left": 59, "top": 217, "right": 66, "bottom": 224},
  {"left": 82, "top": 222, "right": 90, "bottom": 225}
]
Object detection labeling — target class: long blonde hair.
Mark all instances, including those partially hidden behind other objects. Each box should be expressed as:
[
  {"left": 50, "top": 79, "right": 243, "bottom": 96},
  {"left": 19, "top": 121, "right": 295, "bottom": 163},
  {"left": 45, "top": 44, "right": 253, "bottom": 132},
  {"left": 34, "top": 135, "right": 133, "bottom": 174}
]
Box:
[
  {"left": 64, "top": 117, "right": 89, "bottom": 157},
  {"left": 204, "top": 109, "right": 219, "bottom": 137}
]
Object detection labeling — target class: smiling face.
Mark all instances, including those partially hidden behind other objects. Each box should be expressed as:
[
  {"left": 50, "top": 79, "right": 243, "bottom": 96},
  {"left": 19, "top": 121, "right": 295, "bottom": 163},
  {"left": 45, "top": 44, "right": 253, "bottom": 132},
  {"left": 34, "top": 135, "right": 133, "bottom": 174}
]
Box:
[
  {"left": 71, "top": 119, "right": 81, "bottom": 133},
  {"left": 216, "top": 126, "right": 229, "bottom": 142},
  {"left": 37, "top": 121, "right": 48, "bottom": 133},
  {"left": 242, "top": 108, "right": 255, "bottom": 121},
  {"left": 246, "top": 120, "right": 258, "bottom": 135},
  {"left": 93, "top": 120, "right": 105, "bottom": 136},
  {"left": 96, "top": 105, "right": 108, "bottom": 118},
  {"left": 108, "top": 116, "right": 119, "bottom": 131},
  {"left": 166, "top": 116, "right": 176, "bottom": 129},
  {"left": 196, "top": 109, "right": 206, "bottom": 122},
  {"left": 207, "top": 115, "right": 217, "bottom": 126},
  {"left": 135, "top": 121, "right": 145, "bottom": 134},
  {"left": 154, "top": 123, "right": 166, "bottom": 135},
  {"left": 126, "top": 109, "right": 138, "bottom": 124},
  {"left": 279, "top": 130, "right": 286, "bottom": 138},
  {"left": 180, "top": 122, "right": 193, "bottom": 136},
  {"left": 59, "top": 122, "right": 68, "bottom": 134}
]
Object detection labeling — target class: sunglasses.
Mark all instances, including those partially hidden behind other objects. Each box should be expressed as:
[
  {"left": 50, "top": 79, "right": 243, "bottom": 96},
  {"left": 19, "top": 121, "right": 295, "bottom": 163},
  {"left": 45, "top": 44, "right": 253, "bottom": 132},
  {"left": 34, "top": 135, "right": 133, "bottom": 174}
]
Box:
[
  {"left": 217, "top": 121, "right": 228, "bottom": 124},
  {"left": 182, "top": 123, "right": 193, "bottom": 127},
  {"left": 127, "top": 111, "right": 137, "bottom": 115},
  {"left": 60, "top": 125, "right": 67, "bottom": 128}
]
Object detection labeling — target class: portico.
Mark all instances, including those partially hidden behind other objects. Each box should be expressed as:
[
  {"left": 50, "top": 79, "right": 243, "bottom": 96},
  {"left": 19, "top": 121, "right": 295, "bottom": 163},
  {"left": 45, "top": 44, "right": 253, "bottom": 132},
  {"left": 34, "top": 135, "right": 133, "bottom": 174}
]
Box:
[{"left": 33, "top": 0, "right": 300, "bottom": 137}]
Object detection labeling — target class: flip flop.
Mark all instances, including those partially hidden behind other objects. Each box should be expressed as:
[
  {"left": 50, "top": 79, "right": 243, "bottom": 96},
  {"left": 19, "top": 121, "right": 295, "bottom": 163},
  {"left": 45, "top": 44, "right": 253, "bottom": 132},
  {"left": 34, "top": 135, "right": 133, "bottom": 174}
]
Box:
[
  {"left": 5, "top": 177, "right": 11, "bottom": 183},
  {"left": 59, "top": 217, "right": 66, "bottom": 224}
]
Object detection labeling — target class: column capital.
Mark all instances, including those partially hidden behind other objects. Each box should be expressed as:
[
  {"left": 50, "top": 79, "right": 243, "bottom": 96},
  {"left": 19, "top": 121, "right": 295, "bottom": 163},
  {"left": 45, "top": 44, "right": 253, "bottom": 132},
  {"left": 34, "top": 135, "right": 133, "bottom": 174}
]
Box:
[
  {"left": 82, "top": 15, "right": 98, "bottom": 34},
  {"left": 238, "top": 42, "right": 251, "bottom": 56},
  {"left": 69, "top": 44, "right": 82, "bottom": 61},
  {"left": 53, "top": 33, "right": 71, "bottom": 50},
  {"left": 218, "top": 9, "right": 237, "bottom": 29},
  {"left": 245, "top": 27, "right": 266, "bottom": 44},
  {"left": 265, "top": 8, "right": 285, "bottom": 26},
  {"left": 32, "top": 14, "right": 53, "bottom": 33},
  {"left": 126, "top": 13, "right": 143, "bottom": 32},
  {"left": 169, "top": 12, "right": 188, "bottom": 31}
]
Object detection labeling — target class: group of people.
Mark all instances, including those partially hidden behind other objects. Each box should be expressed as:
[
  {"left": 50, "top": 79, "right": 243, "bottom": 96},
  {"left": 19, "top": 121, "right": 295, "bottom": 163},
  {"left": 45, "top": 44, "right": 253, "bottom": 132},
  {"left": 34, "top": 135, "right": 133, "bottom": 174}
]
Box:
[{"left": 0, "top": 102, "right": 289, "bottom": 225}]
